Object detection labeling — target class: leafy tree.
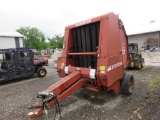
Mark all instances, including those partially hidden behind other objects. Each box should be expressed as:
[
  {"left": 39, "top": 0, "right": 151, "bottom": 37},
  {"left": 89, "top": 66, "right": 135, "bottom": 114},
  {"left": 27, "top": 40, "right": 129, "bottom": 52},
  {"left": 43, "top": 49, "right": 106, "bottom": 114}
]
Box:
[
  {"left": 48, "top": 35, "right": 64, "bottom": 49},
  {"left": 41, "top": 41, "right": 50, "bottom": 49},
  {"left": 16, "top": 26, "right": 47, "bottom": 50}
]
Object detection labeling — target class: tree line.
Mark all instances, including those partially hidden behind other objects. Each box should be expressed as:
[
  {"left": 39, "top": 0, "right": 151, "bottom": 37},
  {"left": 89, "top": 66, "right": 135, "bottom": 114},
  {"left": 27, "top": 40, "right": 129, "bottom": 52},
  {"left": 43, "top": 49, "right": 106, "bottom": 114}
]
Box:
[{"left": 16, "top": 26, "right": 63, "bottom": 50}]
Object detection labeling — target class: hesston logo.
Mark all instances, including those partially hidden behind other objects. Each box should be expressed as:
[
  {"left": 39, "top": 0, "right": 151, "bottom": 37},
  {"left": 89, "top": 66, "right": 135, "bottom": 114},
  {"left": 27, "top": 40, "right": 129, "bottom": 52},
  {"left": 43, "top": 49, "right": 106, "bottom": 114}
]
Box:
[
  {"left": 107, "top": 62, "right": 122, "bottom": 71},
  {"left": 76, "top": 19, "right": 91, "bottom": 26}
]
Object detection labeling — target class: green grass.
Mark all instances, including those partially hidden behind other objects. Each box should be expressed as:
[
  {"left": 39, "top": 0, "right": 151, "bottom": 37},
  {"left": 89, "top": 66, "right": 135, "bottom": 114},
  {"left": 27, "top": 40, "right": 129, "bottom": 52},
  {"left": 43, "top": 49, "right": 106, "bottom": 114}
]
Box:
[
  {"left": 141, "top": 66, "right": 147, "bottom": 70},
  {"left": 5, "top": 98, "right": 12, "bottom": 104},
  {"left": 149, "top": 74, "right": 160, "bottom": 89}
]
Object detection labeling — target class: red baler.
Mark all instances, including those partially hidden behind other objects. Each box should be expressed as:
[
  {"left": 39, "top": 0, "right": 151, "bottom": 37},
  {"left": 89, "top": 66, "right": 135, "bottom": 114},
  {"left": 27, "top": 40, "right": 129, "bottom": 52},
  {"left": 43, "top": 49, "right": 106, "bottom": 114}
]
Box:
[{"left": 28, "top": 12, "right": 134, "bottom": 119}]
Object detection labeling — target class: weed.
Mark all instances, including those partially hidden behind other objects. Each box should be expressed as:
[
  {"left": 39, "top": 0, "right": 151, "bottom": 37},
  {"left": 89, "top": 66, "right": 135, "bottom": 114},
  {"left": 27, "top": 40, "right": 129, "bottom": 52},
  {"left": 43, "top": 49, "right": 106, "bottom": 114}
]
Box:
[
  {"left": 149, "top": 74, "right": 160, "bottom": 89},
  {"left": 5, "top": 98, "right": 12, "bottom": 104}
]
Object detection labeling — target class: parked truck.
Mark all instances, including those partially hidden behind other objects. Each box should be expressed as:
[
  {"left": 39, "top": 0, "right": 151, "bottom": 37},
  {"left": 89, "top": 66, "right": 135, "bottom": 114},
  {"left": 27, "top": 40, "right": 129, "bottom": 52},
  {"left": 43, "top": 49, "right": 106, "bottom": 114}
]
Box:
[
  {"left": 128, "top": 43, "right": 145, "bottom": 70},
  {"left": 28, "top": 13, "right": 134, "bottom": 119}
]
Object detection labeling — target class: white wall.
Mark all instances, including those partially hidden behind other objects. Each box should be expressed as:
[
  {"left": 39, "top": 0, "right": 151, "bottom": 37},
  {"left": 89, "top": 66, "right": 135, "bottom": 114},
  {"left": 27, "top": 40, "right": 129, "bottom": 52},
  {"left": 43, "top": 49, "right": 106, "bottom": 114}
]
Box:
[
  {"left": 128, "top": 32, "right": 159, "bottom": 49},
  {"left": 0, "top": 36, "right": 24, "bottom": 49}
]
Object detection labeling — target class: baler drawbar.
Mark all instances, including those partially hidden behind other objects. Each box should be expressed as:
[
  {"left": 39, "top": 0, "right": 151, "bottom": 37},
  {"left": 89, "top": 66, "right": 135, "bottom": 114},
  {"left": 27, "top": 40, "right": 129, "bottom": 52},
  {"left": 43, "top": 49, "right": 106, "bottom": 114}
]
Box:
[
  {"left": 28, "top": 71, "right": 86, "bottom": 119},
  {"left": 28, "top": 12, "right": 134, "bottom": 119}
]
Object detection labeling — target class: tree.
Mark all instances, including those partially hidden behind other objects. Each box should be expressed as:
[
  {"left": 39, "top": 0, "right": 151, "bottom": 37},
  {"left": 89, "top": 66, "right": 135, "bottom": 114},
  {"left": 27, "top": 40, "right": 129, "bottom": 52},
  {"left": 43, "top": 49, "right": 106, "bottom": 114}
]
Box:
[
  {"left": 48, "top": 35, "right": 64, "bottom": 49},
  {"left": 41, "top": 41, "right": 50, "bottom": 50},
  {"left": 16, "top": 26, "right": 47, "bottom": 50}
]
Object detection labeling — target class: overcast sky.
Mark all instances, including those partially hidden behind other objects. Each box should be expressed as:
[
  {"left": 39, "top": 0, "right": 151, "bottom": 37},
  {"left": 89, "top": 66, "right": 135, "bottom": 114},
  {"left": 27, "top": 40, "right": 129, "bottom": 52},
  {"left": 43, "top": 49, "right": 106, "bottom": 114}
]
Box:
[{"left": 0, "top": 0, "right": 160, "bottom": 38}]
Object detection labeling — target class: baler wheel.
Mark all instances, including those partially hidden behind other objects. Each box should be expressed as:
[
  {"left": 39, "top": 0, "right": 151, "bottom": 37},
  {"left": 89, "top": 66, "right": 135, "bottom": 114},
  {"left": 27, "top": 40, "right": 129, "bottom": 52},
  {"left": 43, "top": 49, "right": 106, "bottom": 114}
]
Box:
[{"left": 121, "top": 73, "right": 134, "bottom": 96}]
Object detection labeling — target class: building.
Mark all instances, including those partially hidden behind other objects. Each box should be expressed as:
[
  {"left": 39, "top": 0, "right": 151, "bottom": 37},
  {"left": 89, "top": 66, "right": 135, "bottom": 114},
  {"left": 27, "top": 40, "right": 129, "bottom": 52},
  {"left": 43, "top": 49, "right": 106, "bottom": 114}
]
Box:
[
  {"left": 127, "top": 22, "right": 160, "bottom": 50},
  {"left": 0, "top": 32, "right": 24, "bottom": 49}
]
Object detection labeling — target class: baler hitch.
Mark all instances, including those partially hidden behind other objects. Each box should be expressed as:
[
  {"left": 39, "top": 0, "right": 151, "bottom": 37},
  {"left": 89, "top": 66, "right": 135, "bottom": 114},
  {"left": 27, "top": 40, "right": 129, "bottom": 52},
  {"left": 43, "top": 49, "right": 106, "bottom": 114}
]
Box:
[
  {"left": 38, "top": 92, "right": 62, "bottom": 119},
  {"left": 29, "top": 92, "right": 61, "bottom": 120},
  {"left": 28, "top": 71, "right": 85, "bottom": 119}
]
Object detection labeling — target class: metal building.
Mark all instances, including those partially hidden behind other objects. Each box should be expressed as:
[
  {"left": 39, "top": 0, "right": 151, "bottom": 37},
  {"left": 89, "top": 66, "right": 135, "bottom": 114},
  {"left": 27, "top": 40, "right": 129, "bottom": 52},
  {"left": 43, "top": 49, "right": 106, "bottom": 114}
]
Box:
[
  {"left": 0, "top": 32, "right": 24, "bottom": 49},
  {"left": 127, "top": 22, "right": 160, "bottom": 50}
]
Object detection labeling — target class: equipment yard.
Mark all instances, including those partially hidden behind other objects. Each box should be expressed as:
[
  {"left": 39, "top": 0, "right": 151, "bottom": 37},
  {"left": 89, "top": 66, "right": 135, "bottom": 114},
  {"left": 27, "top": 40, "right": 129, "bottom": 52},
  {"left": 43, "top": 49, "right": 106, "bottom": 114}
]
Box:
[{"left": 0, "top": 52, "right": 160, "bottom": 120}]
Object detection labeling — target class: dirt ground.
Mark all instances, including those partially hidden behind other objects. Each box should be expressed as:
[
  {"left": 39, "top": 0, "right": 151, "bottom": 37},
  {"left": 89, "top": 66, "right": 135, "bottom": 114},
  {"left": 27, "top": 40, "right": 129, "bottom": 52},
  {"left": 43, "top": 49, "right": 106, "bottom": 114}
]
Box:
[{"left": 0, "top": 52, "right": 160, "bottom": 120}]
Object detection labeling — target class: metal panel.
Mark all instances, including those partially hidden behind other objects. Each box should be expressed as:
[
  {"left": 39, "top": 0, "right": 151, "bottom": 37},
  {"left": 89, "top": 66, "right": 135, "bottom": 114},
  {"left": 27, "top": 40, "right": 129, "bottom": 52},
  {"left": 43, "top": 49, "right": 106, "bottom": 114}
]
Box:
[{"left": 95, "top": 23, "right": 100, "bottom": 46}]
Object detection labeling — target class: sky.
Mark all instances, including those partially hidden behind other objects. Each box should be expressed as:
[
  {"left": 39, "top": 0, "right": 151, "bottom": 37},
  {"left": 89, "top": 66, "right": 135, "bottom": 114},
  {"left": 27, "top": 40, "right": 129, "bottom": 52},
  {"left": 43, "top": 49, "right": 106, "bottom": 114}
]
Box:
[{"left": 0, "top": 0, "right": 160, "bottom": 38}]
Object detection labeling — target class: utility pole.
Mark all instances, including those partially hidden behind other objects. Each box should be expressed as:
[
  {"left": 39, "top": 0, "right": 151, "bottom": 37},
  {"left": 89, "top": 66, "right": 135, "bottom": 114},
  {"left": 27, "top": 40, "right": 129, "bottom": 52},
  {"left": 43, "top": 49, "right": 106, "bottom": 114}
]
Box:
[{"left": 158, "top": 31, "right": 160, "bottom": 50}]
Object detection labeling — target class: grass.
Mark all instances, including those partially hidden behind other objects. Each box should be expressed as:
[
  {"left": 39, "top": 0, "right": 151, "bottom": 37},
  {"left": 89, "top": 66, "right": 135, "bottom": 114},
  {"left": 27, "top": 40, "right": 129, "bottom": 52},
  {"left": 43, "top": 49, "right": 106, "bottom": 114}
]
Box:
[
  {"left": 142, "top": 66, "right": 160, "bottom": 89},
  {"left": 5, "top": 98, "right": 12, "bottom": 104},
  {"left": 141, "top": 66, "right": 148, "bottom": 70},
  {"left": 149, "top": 74, "right": 160, "bottom": 89}
]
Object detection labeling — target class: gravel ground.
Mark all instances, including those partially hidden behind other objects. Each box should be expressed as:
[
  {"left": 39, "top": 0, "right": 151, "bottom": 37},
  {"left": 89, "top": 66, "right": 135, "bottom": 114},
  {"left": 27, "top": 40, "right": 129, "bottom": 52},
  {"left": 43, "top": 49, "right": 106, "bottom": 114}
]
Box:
[{"left": 0, "top": 52, "right": 160, "bottom": 120}]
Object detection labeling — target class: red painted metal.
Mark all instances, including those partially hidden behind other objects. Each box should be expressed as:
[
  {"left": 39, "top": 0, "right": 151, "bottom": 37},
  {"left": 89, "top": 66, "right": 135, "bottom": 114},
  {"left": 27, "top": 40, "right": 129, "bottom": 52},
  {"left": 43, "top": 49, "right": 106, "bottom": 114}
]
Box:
[
  {"left": 67, "top": 66, "right": 91, "bottom": 78},
  {"left": 107, "top": 80, "right": 121, "bottom": 95},
  {"left": 57, "top": 79, "right": 86, "bottom": 101},
  {"left": 46, "top": 79, "right": 86, "bottom": 108},
  {"left": 42, "top": 71, "right": 81, "bottom": 95},
  {"left": 58, "top": 12, "right": 128, "bottom": 87},
  {"left": 85, "top": 85, "right": 100, "bottom": 92},
  {"left": 28, "top": 12, "right": 129, "bottom": 119},
  {"left": 57, "top": 12, "right": 128, "bottom": 99},
  {"left": 65, "top": 14, "right": 109, "bottom": 29},
  {"left": 28, "top": 108, "right": 43, "bottom": 120}
]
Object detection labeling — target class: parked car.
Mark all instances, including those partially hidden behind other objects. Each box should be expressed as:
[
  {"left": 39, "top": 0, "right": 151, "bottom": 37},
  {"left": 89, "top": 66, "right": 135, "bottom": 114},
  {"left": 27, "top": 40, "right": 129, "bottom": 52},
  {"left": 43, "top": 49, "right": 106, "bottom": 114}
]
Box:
[
  {"left": 155, "top": 48, "right": 159, "bottom": 51},
  {"left": 149, "top": 47, "right": 159, "bottom": 51},
  {"left": 149, "top": 47, "right": 155, "bottom": 51}
]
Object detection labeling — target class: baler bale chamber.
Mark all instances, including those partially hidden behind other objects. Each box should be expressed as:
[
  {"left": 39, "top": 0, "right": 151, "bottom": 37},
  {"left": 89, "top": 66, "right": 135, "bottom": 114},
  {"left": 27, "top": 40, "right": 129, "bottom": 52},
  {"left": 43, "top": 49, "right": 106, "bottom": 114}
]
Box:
[
  {"left": 71, "top": 22, "right": 100, "bottom": 69},
  {"left": 28, "top": 13, "right": 134, "bottom": 120},
  {"left": 57, "top": 12, "right": 133, "bottom": 95}
]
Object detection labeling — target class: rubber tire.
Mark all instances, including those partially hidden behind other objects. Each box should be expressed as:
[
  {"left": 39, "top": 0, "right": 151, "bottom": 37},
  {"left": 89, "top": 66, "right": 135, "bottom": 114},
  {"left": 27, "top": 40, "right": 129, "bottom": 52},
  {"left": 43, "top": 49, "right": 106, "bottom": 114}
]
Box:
[
  {"left": 37, "top": 67, "right": 47, "bottom": 77},
  {"left": 141, "top": 58, "right": 145, "bottom": 68},
  {"left": 121, "top": 73, "right": 134, "bottom": 96},
  {"left": 134, "top": 59, "right": 141, "bottom": 70}
]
